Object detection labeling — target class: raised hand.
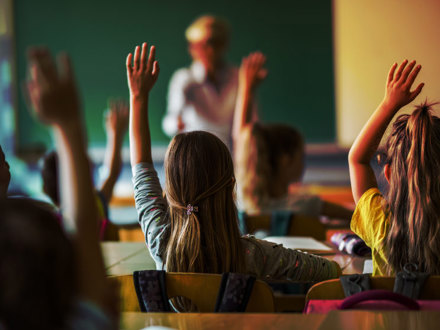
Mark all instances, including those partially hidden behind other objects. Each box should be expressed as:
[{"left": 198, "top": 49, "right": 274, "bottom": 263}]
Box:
[
  {"left": 105, "top": 99, "right": 129, "bottom": 140},
  {"left": 238, "top": 52, "right": 268, "bottom": 91},
  {"left": 383, "top": 60, "right": 424, "bottom": 111},
  {"left": 26, "top": 48, "right": 80, "bottom": 127},
  {"left": 126, "top": 43, "right": 160, "bottom": 98}
]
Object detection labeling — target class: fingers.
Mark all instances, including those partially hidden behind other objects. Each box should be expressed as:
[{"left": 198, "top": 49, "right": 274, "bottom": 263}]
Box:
[
  {"left": 258, "top": 68, "right": 268, "bottom": 81},
  {"left": 247, "top": 51, "right": 266, "bottom": 68},
  {"left": 146, "top": 45, "right": 156, "bottom": 73},
  {"left": 133, "top": 45, "right": 141, "bottom": 71},
  {"left": 399, "top": 60, "right": 416, "bottom": 83},
  {"left": 152, "top": 60, "right": 160, "bottom": 79},
  {"left": 58, "top": 52, "right": 74, "bottom": 83},
  {"left": 140, "top": 42, "right": 148, "bottom": 70},
  {"left": 28, "top": 48, "right": 58, "bottom": 84},
  {"left": 126, "top": 53, "right": 133, "bottom": 76},
  {"left": 394, "top": 59, "right": 408, "bottom": 82},
  {"left": 127, "top": 43, "right": 156, "bottom": 73},
  {"left": 405, "top": 64, "right": 421, "bottom": 88},
  {"left": 409, "top": 82, "right": 424, "bottom": 102},
  {"left": 387, "top": 63, "right": 397, "bottom": 84}
]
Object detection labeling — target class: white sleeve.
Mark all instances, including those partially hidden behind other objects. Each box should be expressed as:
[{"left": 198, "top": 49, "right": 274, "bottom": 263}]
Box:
[{"left": 162, "top": 68, "right": 191, "bottom": 137}]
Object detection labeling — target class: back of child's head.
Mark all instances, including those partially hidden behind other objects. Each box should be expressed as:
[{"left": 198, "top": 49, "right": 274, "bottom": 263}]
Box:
[
  {"left": 384, "top": 102, "right": 440, "bottom": 274},
  {"left": 41, "top": 150, "right": 60, "bottom": 206},
  {"left": 0, "top": 198, "right": 76, "bottom": 328},
  {"left": 236, "top": 123, "right": 304, "bottom": 212},
  {"left": 164, "top": 131, "right": 244, "bottom": 274}
]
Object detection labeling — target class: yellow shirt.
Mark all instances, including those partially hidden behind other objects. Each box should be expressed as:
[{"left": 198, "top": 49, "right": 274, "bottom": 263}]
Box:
[{"left": 350, "top": 188, "right": 391, "bottom": 276}]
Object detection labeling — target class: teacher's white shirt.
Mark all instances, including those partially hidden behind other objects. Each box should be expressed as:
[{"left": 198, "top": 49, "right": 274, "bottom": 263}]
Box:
[{"left": 162, "top": 61, "right": 238, "bottom": 147}]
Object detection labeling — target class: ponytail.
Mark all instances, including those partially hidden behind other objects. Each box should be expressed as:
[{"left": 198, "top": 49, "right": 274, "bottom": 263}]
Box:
[
  {"left": 164, "top": 131, "right": 244, "bottom": 275},
  {"left": 385, "top": 102, "right": 440, "bottom": 274}
]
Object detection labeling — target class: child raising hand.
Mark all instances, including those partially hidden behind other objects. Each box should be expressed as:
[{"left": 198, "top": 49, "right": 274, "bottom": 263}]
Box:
[
  {"left": 128, "top": 43, "right": 340, "bottom": 291},
  {"left": 348, "top": 60, "right": 436, "bottom": 276}
]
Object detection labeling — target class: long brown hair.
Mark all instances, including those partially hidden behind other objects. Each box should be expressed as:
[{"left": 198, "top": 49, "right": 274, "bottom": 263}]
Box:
[
  {"left": 164, "top": 131, "right": 245, "bottom": 274},
  {"left": 384, "top": 102, "right": 440, "bottom": 274},
  {"left": 235, "top": 123, "right": 304, "bottom": 212}
]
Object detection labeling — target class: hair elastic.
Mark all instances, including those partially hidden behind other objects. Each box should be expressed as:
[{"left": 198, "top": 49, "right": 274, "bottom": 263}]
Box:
[{"left": 186, "top": 204, "right": 199, "bottom": 216}]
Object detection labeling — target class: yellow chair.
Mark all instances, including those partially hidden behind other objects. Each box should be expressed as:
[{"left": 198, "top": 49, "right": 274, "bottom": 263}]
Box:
[
  {"left": 306, "top": 276, "right": 440, "bottom": 302},
  {"left": 109, "top": 272, "right": 275, "bottom": 312},
  {"left": 245, "top": 213, "right": 327, "bottom": 241}
]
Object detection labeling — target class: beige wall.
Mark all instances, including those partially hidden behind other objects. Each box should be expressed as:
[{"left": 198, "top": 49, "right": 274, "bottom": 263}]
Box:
[{"left": 334, "top": 0, "right": 440, "bottom": 147}]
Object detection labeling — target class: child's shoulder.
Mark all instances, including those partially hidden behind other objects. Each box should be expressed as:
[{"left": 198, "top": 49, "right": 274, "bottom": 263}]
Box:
[{"left": 356, "top": 187, "right": 387, "bottom": 213}]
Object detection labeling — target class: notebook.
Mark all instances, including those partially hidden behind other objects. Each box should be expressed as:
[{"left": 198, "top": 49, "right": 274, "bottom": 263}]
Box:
[{"left": 264, "top": 236, "right": 335, "bottom": 255}]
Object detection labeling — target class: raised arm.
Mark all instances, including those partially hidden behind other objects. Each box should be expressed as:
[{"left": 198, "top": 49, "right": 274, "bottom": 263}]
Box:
[
  {"left": 127, "top": 43, "right": 159, "bottom": 166},
  {"left": 100, "top": 99, "right": 128, "bottom": 202},
  {"left": 26, "top": 49, "right": 108, "bottom": 310},
  {"left": 232, "top": 52, "right": 267, "bottom": 142},
  {"left": 348, "top": 60, "right": 424, "bottom": 203}
]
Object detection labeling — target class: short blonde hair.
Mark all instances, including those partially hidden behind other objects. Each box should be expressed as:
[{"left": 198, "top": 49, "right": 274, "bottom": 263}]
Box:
[{"left": 185, "top": 15, "right": 230, "bottom": 44}]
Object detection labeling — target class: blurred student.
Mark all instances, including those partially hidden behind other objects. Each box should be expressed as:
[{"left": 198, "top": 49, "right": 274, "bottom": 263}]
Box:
[
  {"left": 0, "top": 48, "right": 116, "bottom": 329},
  {"left": 233, "top": 52, "right": 353, "bottom": 221},
  {"left": 348, "top": 60, "right": 440, "bottom": 275},
  {"left": 129, "top": 43, "right": 340, "bottom": 289},
  {"left": 41, "top": 100, "right": 128, "bottom": 239},
  {"left": 162, "top": 15, "right": 249, "bottom": 148}
]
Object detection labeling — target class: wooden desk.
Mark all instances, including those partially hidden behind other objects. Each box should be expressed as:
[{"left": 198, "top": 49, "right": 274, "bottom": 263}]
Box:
[
  {"left": 102, "top": 241, "right": 368, "bottom": 276},
  {"left": 120, "top": 310, "right": 440, "bottom": 330},
  {"left": 120, "top": 312, "right": 327, "bottom": 330},
  {"left": 102, "top": 242, "right": 155, "bottom": 276}
]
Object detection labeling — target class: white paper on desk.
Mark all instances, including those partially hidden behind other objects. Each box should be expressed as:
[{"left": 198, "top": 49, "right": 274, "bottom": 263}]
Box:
[
  {"left": 263, "top": 236, "right": 332, "bottom": 252},
  {"left": 363, "top": 259, "right": 373, "bottom": 274}
]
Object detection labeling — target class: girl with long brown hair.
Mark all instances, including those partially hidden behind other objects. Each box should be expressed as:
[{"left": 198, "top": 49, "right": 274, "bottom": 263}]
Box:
[
  {"left": 128, "top": 43, "right": 340, "bottom": 283},
  {"left": 348, "top": 59, "right": 440, "bottom": 275}
]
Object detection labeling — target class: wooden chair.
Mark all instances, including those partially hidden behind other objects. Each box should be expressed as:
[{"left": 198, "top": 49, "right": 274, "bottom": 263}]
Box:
[
  {"left": 306, "top": 276, "right": 440, "bottom": 302},
  {"left": 109, "top": 272, "right": 275, "bottom": 312},
  {"left": 116, "top": 224, "right": 145, "bottom": 242},
  {"left": 244, "top": 213, "right": 327, "bottom": 241}
]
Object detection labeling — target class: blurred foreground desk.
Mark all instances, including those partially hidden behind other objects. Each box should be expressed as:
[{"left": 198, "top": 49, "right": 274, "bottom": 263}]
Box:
[{"left": 120, "top": 310, "right": 440, "bottom": 330}]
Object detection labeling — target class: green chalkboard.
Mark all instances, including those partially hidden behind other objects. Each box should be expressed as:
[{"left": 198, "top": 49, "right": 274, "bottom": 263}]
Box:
[{"left": 15, "top": 0, "right": 334, "bottom": 150}]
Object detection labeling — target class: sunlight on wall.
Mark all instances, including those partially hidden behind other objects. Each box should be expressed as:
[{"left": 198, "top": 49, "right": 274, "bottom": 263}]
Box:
[{"left": 334, "top": 0, "right": 440, "bottom": 147}]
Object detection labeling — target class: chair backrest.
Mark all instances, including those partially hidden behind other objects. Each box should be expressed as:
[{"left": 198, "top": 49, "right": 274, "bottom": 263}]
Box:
[
  {"left": 116, "top": 224, "right": 145, "bottom": 242},
  {"left": 306, "top": 276, "right": 440, "bottom": 302},
  {"left": 108, "top": 275, "right": 141, "bottom": 312},
  {"left": 165, "top": 272, "right": 275, "bottom": 312},
  {"left": 243, "top": 213, "right": 327, "bottom": 241},
  {"left": 110, "top": 272, "right": 275, "bottom": 312}
]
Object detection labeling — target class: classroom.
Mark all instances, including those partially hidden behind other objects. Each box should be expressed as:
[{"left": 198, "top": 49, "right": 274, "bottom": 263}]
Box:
[{"left": 1, "top": 0, "right": 440, "bottom": 329}]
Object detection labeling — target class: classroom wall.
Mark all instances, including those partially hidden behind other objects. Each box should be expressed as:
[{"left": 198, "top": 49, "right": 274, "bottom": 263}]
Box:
[
  {"left": 334, "top": 0, "right": 440, "bottom": 147},
  {"left": 14, "top": 0, "right": 335, "bottom": 152}
]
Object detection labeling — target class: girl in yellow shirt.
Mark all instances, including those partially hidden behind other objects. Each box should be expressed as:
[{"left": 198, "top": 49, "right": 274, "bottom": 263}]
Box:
[{"left": 349, "top": 59, "right": 440, "bottom": 275}]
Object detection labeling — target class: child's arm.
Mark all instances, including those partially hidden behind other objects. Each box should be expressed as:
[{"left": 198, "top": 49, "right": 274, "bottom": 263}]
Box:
[
  {"left": 127, "top": 43, "right": 159, "bottom": 166},
  {"left": 26, "top": 49, "right": 110, "bottom": 311},
  {"left": 348, "top": 60, "right": 424, "bottom": 203},
  {"left": 100, "top": 100, "right": 128, "bottom": 202},
  {"left": 232, "top": 52, "right": 267, "bottom": 142},
  {"left": 127, "top": 43, "right": 168, "bottom": 268}
]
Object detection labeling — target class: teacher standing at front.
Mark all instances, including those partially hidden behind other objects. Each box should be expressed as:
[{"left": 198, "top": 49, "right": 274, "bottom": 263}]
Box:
[{"left": 162, "top": 15, "right": 240, "bottom": 148}]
